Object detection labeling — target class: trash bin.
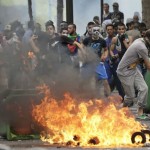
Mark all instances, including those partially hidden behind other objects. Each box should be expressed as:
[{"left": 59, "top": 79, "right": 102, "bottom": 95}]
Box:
[{"left": 0, "top": 89, "right": 43, "bottom": 140}]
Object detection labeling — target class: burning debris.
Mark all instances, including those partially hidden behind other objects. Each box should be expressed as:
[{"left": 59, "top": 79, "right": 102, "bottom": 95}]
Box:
[
  {"left": 131, "top": 131, "right": 146, "bottom": 144},
  {"left": 88, "top": 137, "right": 100, "bottom": 145},
  {"left": 32, "top": 85, "right": 148, "bottom": 148},
  {"left": 131, "top": 130, "right": 150, "bottom": 145}
]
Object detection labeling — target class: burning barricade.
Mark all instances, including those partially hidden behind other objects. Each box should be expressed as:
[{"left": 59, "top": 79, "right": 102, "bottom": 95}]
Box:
[{"left": 32, "top": 85, "right": 150, "bottom": 148}]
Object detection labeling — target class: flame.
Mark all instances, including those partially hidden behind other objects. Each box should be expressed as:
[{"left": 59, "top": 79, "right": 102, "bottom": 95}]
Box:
[{"left": 32, "top": 85, "right": 147, "bottom": 148}]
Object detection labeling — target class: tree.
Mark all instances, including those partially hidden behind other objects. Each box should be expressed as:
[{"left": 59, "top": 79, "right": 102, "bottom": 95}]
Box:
[{"left": 142, "top": 0, "right": 150, "bottom": 28}]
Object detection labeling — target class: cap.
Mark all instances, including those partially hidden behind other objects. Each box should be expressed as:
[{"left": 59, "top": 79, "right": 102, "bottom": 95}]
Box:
[{"left": 113, "top": 2, "right": 119, "bottom": 7}]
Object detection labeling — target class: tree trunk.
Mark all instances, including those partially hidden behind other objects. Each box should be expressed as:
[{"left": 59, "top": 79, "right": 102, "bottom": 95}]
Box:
[
  {"left": 142, "top": 0, "right": 150, "bottom": 28},
  {"left": 57, "top": 0, "right": 63, "bottom": 32}
]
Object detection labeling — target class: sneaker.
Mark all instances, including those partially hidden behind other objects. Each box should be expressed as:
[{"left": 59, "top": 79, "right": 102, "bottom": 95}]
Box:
[{"left": 136, "top": 114, "right": 150, "bottom": 120}]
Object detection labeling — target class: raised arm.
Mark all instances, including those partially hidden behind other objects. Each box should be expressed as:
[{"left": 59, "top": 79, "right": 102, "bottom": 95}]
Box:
[
  {"left": 29, "top": 35, "right": 40, "bottom": 53},
  {"left": 110, "top": 37, "right": 117, "bottom": 57}
]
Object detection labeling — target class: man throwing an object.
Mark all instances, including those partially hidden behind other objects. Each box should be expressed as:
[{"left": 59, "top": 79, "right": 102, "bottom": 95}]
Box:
[{"left": 117, "top": 29, "right": 150, "bottom": 118}]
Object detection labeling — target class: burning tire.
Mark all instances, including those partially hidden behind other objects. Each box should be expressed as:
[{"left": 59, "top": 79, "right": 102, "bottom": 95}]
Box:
[
  {"left": 131, "top": 132, "right": 146, "bottom": 144},
  {"left": 141, "top": 130, "right": 150, "bottom": 142}
]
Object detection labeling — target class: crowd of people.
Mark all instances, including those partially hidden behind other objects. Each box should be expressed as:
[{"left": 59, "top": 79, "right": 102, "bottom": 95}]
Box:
[{"left": 0, "top": 2, "right": 150, "bottom": 118}]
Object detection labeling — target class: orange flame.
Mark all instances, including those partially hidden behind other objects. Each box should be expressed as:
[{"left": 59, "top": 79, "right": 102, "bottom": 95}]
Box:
[{"left": 32, "top": 85, "right": 147, "bottom": 148}]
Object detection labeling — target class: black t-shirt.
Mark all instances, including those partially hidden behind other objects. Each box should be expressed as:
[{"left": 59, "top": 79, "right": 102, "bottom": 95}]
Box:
[
  {"left": 48, "top": 33, "right": 60, "bottom": 50},
  {"left": 111, "top": 11, "right": 124, "bottom": 23},
  {"left": 103, "top": 12, "right": 112, "bottom": 21},
  {"left": 36, "top": 31, "right": 50, "bottom": 55},
  {"left": 83, "top": 37, "right": 107, "bottom": 57}
]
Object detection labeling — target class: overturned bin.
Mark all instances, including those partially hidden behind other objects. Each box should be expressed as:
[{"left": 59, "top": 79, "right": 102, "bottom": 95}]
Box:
[{"left": 0, "top": 89, "right": 44, "bottom": 140}]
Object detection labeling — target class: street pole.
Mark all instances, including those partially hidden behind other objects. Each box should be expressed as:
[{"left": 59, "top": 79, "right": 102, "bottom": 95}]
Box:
[
  {"left": 28, "top": 0, "right": 33, "bottom": 21},
  {"left": 66, "top": 0, "right": 73, "bottom": 23},
  {"left": 101, "top": 0, "right": 104, "bottom": 23}
]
